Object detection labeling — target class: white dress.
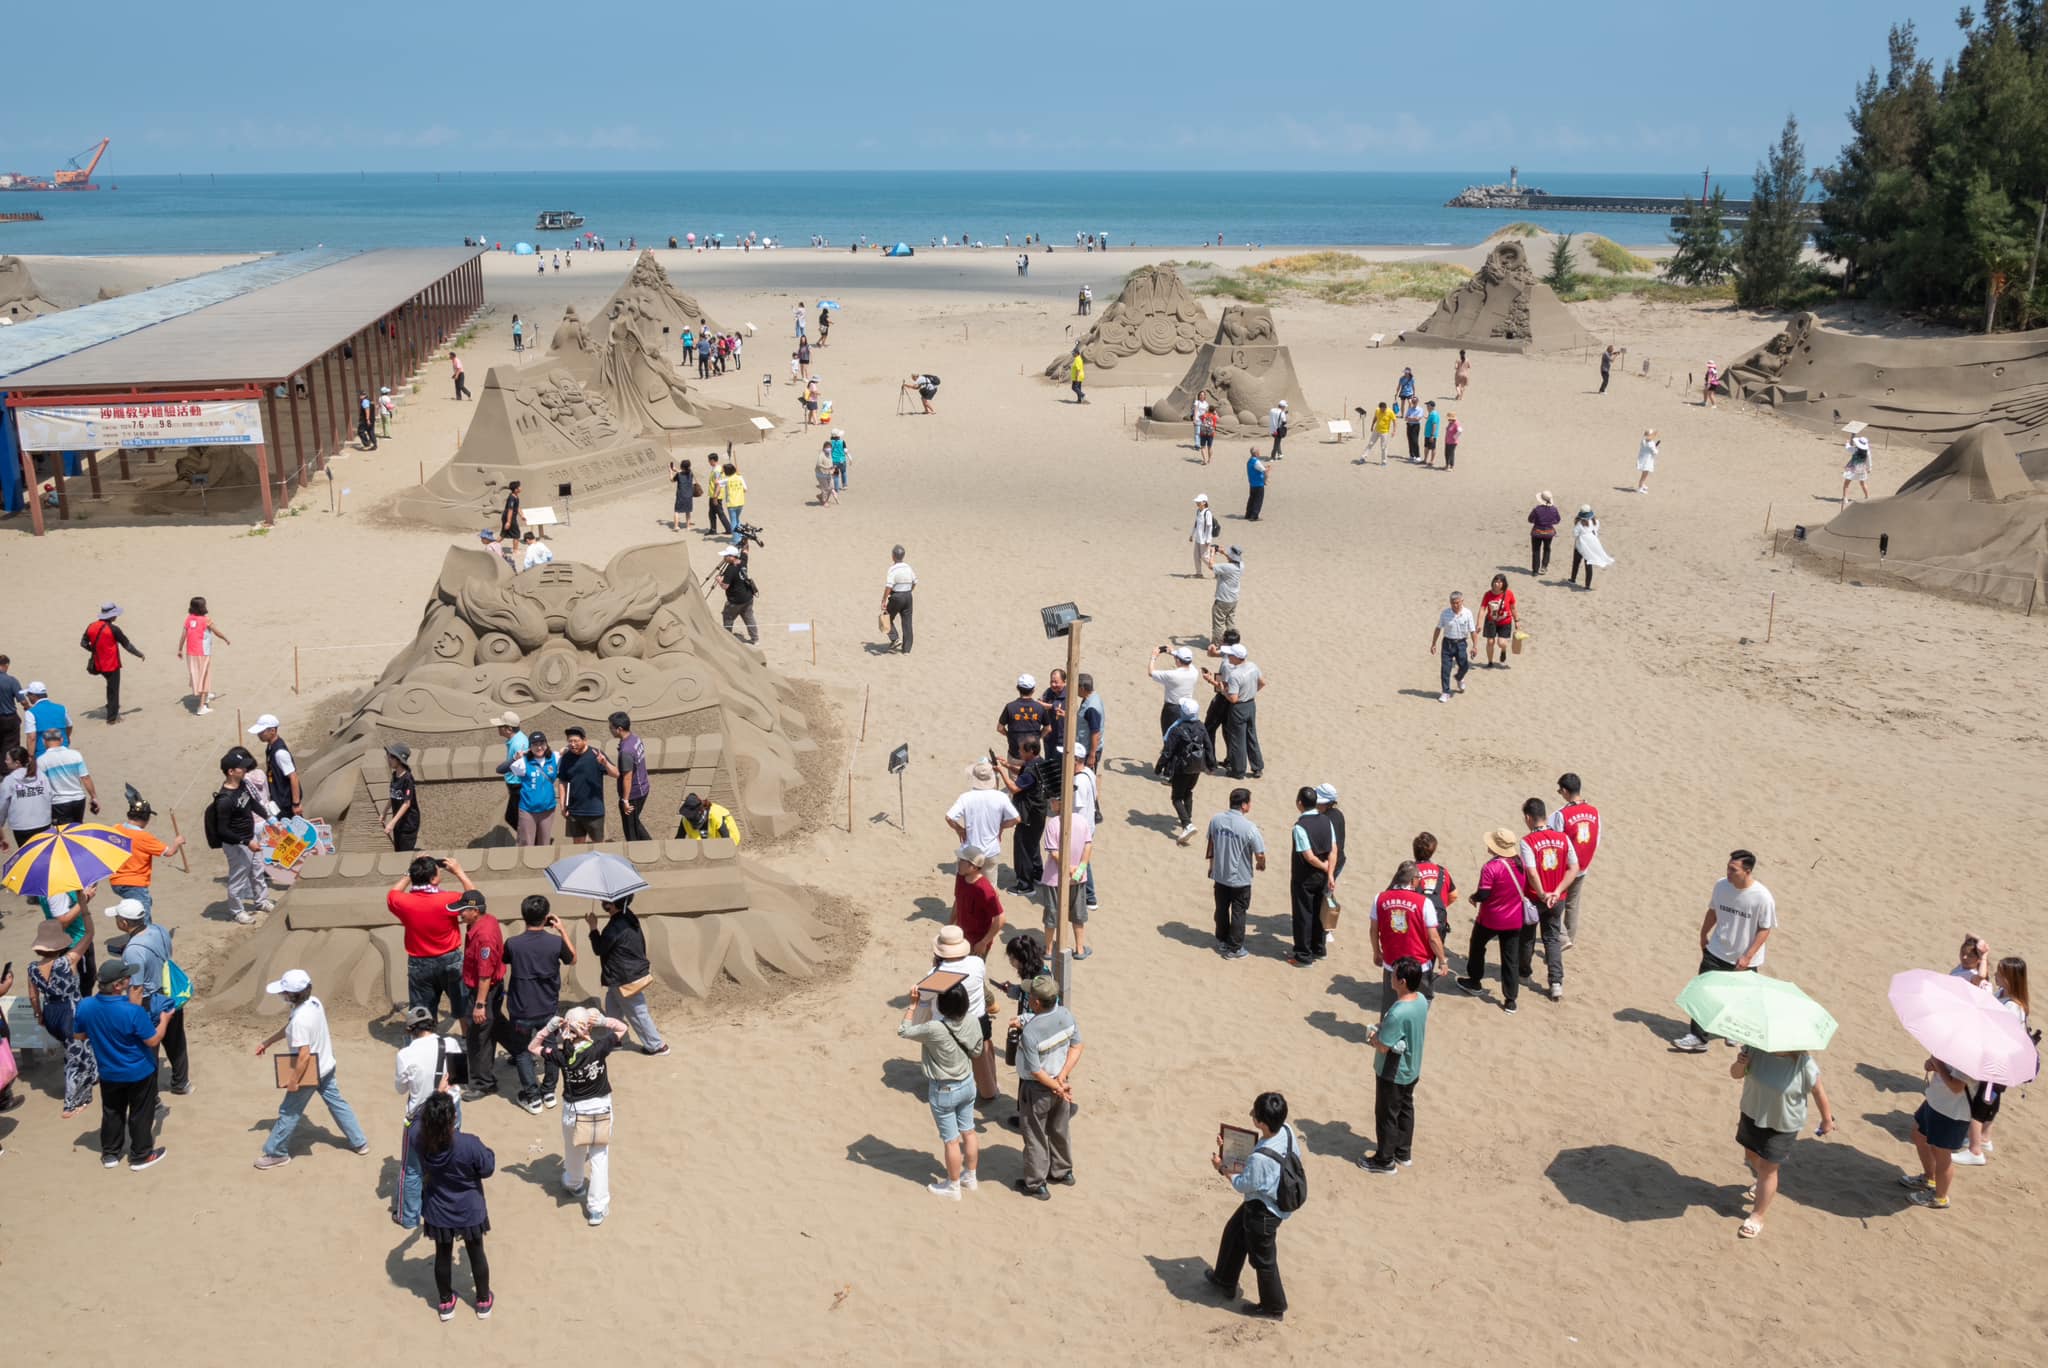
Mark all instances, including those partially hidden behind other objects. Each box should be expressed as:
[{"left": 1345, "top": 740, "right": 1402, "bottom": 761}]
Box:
[
  {"left": 1574, "top": 518, "right": 1615, "bottom": 568},
  {"left": 1637, "top": 439, "right": 1658, "bottom": 472}
]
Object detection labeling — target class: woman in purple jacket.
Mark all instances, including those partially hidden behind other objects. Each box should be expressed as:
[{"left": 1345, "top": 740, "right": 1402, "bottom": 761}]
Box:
[{"left": 416, "top": 1092, "right": 496, "bottom": 1321}]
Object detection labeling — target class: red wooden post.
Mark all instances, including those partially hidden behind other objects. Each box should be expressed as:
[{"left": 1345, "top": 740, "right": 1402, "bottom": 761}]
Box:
[
  {"left": 322, "top": 349, "right": 343, "bottom": 453},
  {"left": 287, "top": 377, "right": 307, "bottom": 480},
  {"left": 265, "top": 389, "right": 289, "bottom": 493},
  {"left": 255, "top": 443, "right": 275, "bottom": 525}
]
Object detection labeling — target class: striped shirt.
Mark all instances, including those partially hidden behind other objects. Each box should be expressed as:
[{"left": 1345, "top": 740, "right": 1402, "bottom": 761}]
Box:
[{"left": 1437, "top": 606, "right": 1477, "bottom": 641}]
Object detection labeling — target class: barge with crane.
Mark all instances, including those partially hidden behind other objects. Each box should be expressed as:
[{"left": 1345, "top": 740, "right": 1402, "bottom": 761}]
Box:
[{"left": 0, "top": 138, "right": 112, "bottom": 191}]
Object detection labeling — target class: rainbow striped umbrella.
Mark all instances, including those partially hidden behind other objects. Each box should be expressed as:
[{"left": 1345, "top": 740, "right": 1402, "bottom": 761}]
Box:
[{"left": 2, "top": 823, "right": 135, "bottom": 898}]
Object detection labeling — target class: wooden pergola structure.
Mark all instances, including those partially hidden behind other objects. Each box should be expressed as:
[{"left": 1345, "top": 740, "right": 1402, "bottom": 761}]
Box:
[{"left": 0, "top": 248, "right": 483, "bottom": 533}]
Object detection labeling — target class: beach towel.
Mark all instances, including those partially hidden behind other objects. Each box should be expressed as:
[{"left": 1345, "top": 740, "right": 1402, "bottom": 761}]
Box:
[{"left": 1574, "top": 523, "right": 1615, "bottom": 569}]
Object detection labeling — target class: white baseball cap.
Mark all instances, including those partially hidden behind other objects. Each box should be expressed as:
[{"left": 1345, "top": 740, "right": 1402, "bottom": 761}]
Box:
[
  {"left": 24, "top": 681, "right": 46, "bottom": 696},
  {"left": 104, "top": 897, "right": 150, "bottom": 921},
  {"left": 1172, "top": 646, "right": 1194, "bottom": 663},
  {"left": 266, "top": 969, "right": 312, "bottom": 995},
  {"left": 1223, "top": 644, "right": 1248, "bottom": 660},
  {"left": 1314, "top": 783, "right": 1339, "bottom": 804},
  {"left": 1017, "top": 673, "right": 1036, "bottom": 690},
  {"left": 1193, "top": 493, "right": 1208, "bottom": 503},
  {"left": 720, "top": 547, "right": 741, "bottom": 559},
  {"left": 1178, "top": 697, "right": 1201, "bottom": 717},
  {"left": 249, "top": 714, "right": 281, "bottom": 734}
]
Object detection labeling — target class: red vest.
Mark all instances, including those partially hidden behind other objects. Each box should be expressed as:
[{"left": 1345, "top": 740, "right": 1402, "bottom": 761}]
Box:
[
  {"left": 85, "top": 620, "right": 122, "bottom": 672},
  {"left": 1415, "top": 860, "right": 1452, "bottom": 907},
  {"left": 1374, "top": 888, "right": 1435, "bottom": 964},
  {"left": 1520, "top": 829, "right": 1574, "bottom": 897},
  {"left": 1558, "top": 802, "right": 1600, "bottom": 872}
]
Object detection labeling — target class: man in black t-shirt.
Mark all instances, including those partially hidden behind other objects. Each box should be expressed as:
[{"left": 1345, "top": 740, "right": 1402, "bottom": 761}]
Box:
[
  {"left": 717, "top": 547, "right": 760, "bottom": 645},
  {"left": 556, "top": 727, "right": 617, "bottom": 844},
  {"left": 503, "top": 894, "right": 578, "bottom": 1112},
  {"left": 383, "top": 743, "right": 421, "bottom": 852},
  {"left": 996, "top": 673, "right": 1047, "bottom": 759},
  {"left": 500, "top": 481, "right": 523, "bottom": 540}
]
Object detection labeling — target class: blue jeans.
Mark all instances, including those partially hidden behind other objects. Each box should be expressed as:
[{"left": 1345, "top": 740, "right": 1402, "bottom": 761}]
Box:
[
  {"left": 116, "top": 886, "right": 153, "bottom": 917},
  {"left": 928, "top": 1075, "right": 976, "bottom": 1143},
  {"left": 263, "top": 1068, "right": 367, "bottom": 1156},
  {"left": 408, "top": 951, "right": 466, "bottom": 1021},
  {"left": 397, "top": 1098, "right": 462, "bottom": 1227},
  {"left": 1439, "top": 639, "right": 1470, "bottom": 694},
  {"left": 833, "top": 461, "right": 847, "bottom": 489}
]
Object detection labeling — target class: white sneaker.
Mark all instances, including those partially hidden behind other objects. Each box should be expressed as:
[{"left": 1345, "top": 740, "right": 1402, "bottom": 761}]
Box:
[
  {"left": 959, "top": 1172, "right": 979, "bottom": 1191},
  {"left": 1673, "top": 1033, "right": 1710, "bottom": 1053},
  {"left": 1438, "top": 693, "right": 1451, "bottom": 703},
  {"left": 927, "top": 1180, "right": 962, "bottom": 1200},
  {"left": 196, "top": 706, "right": 213, "bottom": 715},
  {"left": 1951, "top": 1150, "right": 1988, "bottom": 1166},
  {"left": 232, "top": 909, "right": 257, "bottom": 925},
  {"left": 254, "top": 899, "right": 278, "bottom": 913}
]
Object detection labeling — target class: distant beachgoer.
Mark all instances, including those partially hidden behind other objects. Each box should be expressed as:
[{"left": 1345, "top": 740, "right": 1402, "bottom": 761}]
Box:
[
  {"left": 1156, "top": 698, "right": 1212, "bottom": 844},
  {"left": 1841, "top": 436, "right": 1872, "bottom": 507},
  {"left": 1189, "top": 495, "right": 1217, "bottom": 578},
  {"left": 1070, "top": 351, "right": 1087, "bottom": 404},
  {"left": 1395, "top": 366, "right": 1415, "bottom": 404},
  {"left": 897, "top": 978, "right": 985, "bottom": 1200},
  {"left": 1198, "top": 406, "right": 1218, "bottom": 463},
  {"left": 452, "top": 353, "right": 470, "bottom": 400},
  {"left": 1479, "top": 574, "right": 1516, "bottom": 668},
  {"left": 1549, "top": 773, "right": 1599, "bottom": 948},
  {"left": 1421, "top": 401, "right": 1440, "bottom": 466},
  {"left": 1367, "top": 402, "right": 1394, "bottom": 466},
  {"left": 819, "top": 308, "right": 831, "bottom": 345},
  {"left": 905, "top": 373, "right": 938, "bottom": 414},
  {"left": 1286, "top": 787, "right": 1335, "bottom": 965},
  {"left": 831, "top": 429, "right": 849, "bottom": 488},
  {"left": 1443, "top": 412, "right": 1462, "bottom": 470},
  {"left": 509, "top": 734, "right": 559, "bottom": 846},
  {"left": 670, "top": 459, "right": 695, "bottom": 532},
  {"left": 1193, "top": 390, "right": 1211, "bottom": 447},
  {"left": 357, "top": 392, "right": 379, "bottom": 450},
  {"left": 1570, "top": 506, "right": 1613, "bottom": 589},
  {"left": 511, "top": 314, "right": 524, "bottom": 353},
  {"left": 500, "top": 480, "right": 523, "bottom": 542},
  {"left": 1730, "top": 1045, "right": 1834, "bottom": 1238},
  {"left": 1244, "top": 450, "right": 1267, "bottom": 522},
  {"left": 177, "top": 596, "right": 228, "bottom": 716},
  {"left": 1453, "top": 829, "right": 1530, "bottom": 1013},
  {"left": 1529, "top": 491, "right": 1561, "bottom": 574},
  {"left": 797, "top": 337, "right": 811, "bottom": 378},
  {"left": 882, "top": 545, "right": 917, "bottom": 653},
  {"left": 815, "top": 443, "right": 838, "bottom": 505},
  {"left": 1454, "top": 350, "right": 1471, "bottom": 399},
  {"left": 1599, "top": 344, "right": 1616, "bottom": 393},
  {"left": 1267, "top": 401, "right": 1288, "bottom": 458},
  {"left": 1957, "top": 958, "right": 2030, "bottom": 1165},
  {"left": 1516, "top": 798, "right": 1578, "bottom": 1002},
  {"left": 30, "top": 920, "right": 96, "bottom": 1115},
  {"left": 82, "top": 603, "right": 143, "bottom": 725},
  {"left": 415, "top": 1091, "right": 495, "bottom": 1320},
  {"left": 1361, "top": 958, "right": 1430, "bottom": 1173},
  {"left": 1403, "top": 397, "right": 1423, "bottom": 461},
  {"left": 1703, "top": 359, "right": 1721, "bottom": 408},
  {"left": 1637, "top": 429, "right": 1660, "bottom": 493},
  {"left": 1429, "top": 590, "right": 1475, "bottom": 704}
]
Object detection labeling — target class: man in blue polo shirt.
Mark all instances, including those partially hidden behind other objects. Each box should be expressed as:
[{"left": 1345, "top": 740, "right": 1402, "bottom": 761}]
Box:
[
  {"left": 1244, "top": 449, "right": 1268, "bottom": 523},
  {"left": 75, "top": 960, "right": 175, "bottom": 1169}
]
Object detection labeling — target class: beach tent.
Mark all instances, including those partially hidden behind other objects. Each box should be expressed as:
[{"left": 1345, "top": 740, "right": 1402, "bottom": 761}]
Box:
[
  {"left": 513, "top": 242, "right": 536, "bottom": 255},
  {"left": 885, "top": 243, "right": 914, "bottom": 257}
]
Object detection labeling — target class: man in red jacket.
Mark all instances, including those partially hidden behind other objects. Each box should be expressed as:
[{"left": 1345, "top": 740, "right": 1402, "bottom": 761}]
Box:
[
  {"left": 1516, "top": 798, "right": 1579, "bottom": 1003},
  {"left": 1549, "top": 772, "right": 1600, "bottom": 950},
  {"left": 1371, "top": 862, "right": 1446, "bottom": 1009},
  {"left": 81, "top": 603, "right": 145, "bottom": 725}
]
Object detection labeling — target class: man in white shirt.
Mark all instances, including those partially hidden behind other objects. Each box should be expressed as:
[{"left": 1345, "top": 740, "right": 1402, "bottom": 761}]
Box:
[
  {"left": 521, "top": 533, "right": 554, "bottom": 570},
  {"left": 392, "top": 1005, "right": 462, "bottom": 1228},
  {"left": 881, "top": 545, "right": 918, "bottom": 653},
  {"left": 1148, "top": 645, "right": 1201, "bottom": 737},
  {"left": 1427, "top": 590, "right": 1477, "bottom": 703},
  {"left": 1267, "top": 401, "right": 1289, "bottom": 458},
  {"left": 946, "top": 761, "right": 1020, "bottom": 853},
  {"left": 1188, "top": 494, "right": 1218, "bottom": 579},
  {"left": 254, "top": 969, "right": 369, "bottom": 1168},
  {"left": 1676, "top": 850, "right": 1778, "bottom": 1052}
]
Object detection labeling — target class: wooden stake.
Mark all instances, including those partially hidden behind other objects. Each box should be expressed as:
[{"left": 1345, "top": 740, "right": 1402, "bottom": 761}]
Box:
[
  {"left": 168, "top": 812, "right": 192, "bottom": 873},
  {"left": 293, "top": 644, "right": 301, "bottom": 695},
  {"left": 1762, "top": 502, "right": 1772, "bottom": 535},
  {"left": 1766, "top": 592, "right": 1776, "bottom": 642},
  {"left": 846, "top": 771, "right": 854, "bottom": 834},
  {"left": 859, "top": 684, "right": 870, "bottom": 742},
  {"left": 419, "top": 461, "right": 425, "bottom": 486},
  {"left": 810, "top": 621, "right": 817, "bottom": 666}
]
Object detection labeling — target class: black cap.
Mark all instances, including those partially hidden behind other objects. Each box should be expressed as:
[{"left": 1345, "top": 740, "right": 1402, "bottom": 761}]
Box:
[
  {"left": 403, "top": 1006, "right": 436, "bottom": 1031},
  {"left": 99, "top": 961, "right": 135, "bottom": 987},
  {"left": 448, "top": 890, "right": 487, "bottom": 914}
]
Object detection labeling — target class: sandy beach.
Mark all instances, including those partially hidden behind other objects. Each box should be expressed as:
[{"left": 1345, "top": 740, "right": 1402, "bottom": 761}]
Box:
[{"left": 2, "top": 244, "right": 2044, "bottom": 1366}]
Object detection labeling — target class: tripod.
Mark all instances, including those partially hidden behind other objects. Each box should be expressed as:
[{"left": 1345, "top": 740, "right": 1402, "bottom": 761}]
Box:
[{"left": 896, "top": 385, "right": 915, "bottom": 416}]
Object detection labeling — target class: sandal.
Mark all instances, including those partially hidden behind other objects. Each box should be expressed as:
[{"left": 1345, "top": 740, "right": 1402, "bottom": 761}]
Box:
[
  {"left": 1741, "top": 1186, "right": 1757, "bottom": 1204},
  {"left": 1738, "top": 1217, "right": 1763, "bottom": 1239}
]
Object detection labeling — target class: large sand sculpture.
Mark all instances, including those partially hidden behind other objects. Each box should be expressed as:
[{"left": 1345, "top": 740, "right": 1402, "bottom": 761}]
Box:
[
  {"left": 548, "top": 303, "right": 597, "bottom": 371},
  {"left": 1043, "top": 264, "right": 1211, "bottom": 387},
  {"left": 596, "top": 249, "right": 720, "bottom": 353},
  {"left": 389, "top": 364, "right": 669, "bottom": 528},
  {"left": 1806, "top": 424, "right": 2048, "bottom": 610},
  {"left": 209, "top": 540, "right": 830, "bottom": 1011},
  {"left": 591, "top": 318, "right": 774, "bottom": 449},
  {"left": 1724, "top": 312, "right": 2048, "bottom": 449},
  {"left": 0, "top": 255, "right": 57, "bottom": 322},
  {"left": 1140, "top": 305, "right": 1316, "bottom": 436},
  {"left": 1405, "top": 240, "right": 1599, "bottom": 354}
]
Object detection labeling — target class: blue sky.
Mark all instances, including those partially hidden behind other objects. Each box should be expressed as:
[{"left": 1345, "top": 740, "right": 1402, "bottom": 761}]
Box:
[{"left": 6, "top": 1, "right": 1972, "bottom": 175}]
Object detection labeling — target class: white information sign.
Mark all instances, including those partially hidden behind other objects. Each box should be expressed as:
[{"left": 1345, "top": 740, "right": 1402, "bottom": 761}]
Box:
[{"left": 15, "top": 399, "right": 263, "bottom": 452}]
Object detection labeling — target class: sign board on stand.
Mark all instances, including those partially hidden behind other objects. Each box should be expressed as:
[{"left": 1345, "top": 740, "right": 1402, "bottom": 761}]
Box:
[{"left": 16, "top": 399, "right": 264, "bottom": 451}]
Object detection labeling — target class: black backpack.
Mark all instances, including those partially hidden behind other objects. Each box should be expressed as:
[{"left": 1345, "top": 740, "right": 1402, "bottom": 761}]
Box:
[{"left": 1271, "top": 1128, "right": 1307, "bottom": 1213}]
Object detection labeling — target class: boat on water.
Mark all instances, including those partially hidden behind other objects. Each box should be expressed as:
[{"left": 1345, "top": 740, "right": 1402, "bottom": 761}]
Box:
[{"left": 535, "top": 210, "right": 585, "bottom": 230}]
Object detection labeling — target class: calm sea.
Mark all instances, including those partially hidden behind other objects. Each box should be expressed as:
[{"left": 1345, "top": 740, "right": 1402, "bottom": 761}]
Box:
[{"left": 0, "top": 171, "right": 1753, "bottom": 257}]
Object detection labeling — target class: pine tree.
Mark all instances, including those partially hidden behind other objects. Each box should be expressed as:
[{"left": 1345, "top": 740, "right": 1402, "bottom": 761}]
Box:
[
  {"left": 1543, "top": 233, "right": 1579, "bottom": 294},
  {"left": 1665, "top": 188, "right": 1735, "bottom": 284},
  {"left": 1735, "top": 116, "right": 1812, "bottom": 308}
]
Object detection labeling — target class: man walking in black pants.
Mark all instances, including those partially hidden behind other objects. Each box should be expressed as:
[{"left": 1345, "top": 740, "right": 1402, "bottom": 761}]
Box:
[
  {"left": 1244, "top": 449, "right": 1268, "bottom": 521},
  {"left": 1287, "top": 787, "right": 1336, "bottom": 965},
  {"left": 1210, "top": 644, "right": 1265, "bottom": 781},
  {"left": 1360, "top": 958, "right": 1429, "bottom": 1174},
  {"left": 996, "top": 737, "right": 1048, "bottom": 894},
  {"left": 1205, "top": 787, "right": 1266, "bottom": 958},
  {"left": 881, "top": 545, "right": 917, "bottom": 653},
  {"left": 82, "top": 604, "right": 144, "bottom": 725}
]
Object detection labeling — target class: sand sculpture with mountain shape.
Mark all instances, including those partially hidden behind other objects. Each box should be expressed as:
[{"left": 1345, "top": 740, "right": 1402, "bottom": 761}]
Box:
[
  {"left": 1805, "top": 424, "right": 2048, "bottom": 610},
  {"left": 549, "top": 303, "right": 596, "bottom": 368},
  {"left": 1404, "top": 240, "right": 1599, "bottom": 354},
  {"left": 388, "top": 363, "right": 670, "bottom": 528},
  {"left": 596, "top": 250, "right": 720, "bottom": 354},
  {"left": 0, "top": 255, "right": 58, "bottom": 322},
  {"left": 1723, "top": 312, "right": 2048, "bottom": 450},
  {"left": 591, "top": 315, "right": 774, "bottom": 448},
  {"left": 206, "top": 539, "right": 832, "bottom": 1012},
  {"left": 1043, "top": 264, "right": 1211, "bottom": 386},
  {"left": 1140, "top": 304, "right": 1316, "bottom": 436}
]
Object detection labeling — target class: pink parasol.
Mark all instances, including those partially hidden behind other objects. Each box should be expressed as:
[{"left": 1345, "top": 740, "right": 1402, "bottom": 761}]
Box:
[{"left": 1887, "top": 969, "right": 2039, "bottom": 1085}]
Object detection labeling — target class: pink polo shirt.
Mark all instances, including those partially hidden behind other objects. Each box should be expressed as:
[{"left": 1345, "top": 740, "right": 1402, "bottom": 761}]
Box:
[{"left": 1474, "top": 856, "right": 1528, "bottom": 931}]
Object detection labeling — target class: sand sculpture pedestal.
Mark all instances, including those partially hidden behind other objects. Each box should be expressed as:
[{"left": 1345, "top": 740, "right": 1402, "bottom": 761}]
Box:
[
  {"left": 1404, "top": 240, "right": 1599, "bottom": 354},
  {"left": 0, "top": 255, "right": 58, "bottom": 322},
  {"left": 1138, "top": 304, "right": 1316, "bottom": 437},
  {"left": 1043, "top": 264, "right": 1210, "bottom": 388},
  {"left": 207, "top": 540, "right": 830, "bottom": 1012}
]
